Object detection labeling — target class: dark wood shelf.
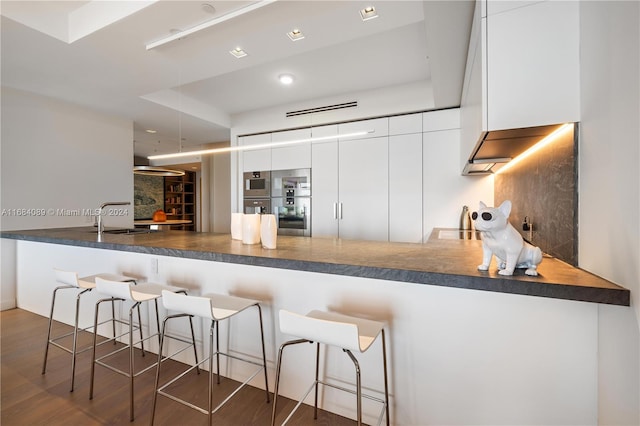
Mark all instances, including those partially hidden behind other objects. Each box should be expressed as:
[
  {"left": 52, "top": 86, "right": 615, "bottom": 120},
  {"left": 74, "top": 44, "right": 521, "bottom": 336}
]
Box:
[{"left": 164, "top": 171, "right": 196, "bottom": 231}]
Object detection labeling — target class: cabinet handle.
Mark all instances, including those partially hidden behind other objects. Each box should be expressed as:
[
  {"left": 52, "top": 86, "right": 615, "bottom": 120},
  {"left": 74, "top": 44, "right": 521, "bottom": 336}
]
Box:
[
  {"left": 338, "top": 202, "right": 343, "bottom": 219},
  {"left": 333, "top": 203, "right": 338, "bottom": 219}
]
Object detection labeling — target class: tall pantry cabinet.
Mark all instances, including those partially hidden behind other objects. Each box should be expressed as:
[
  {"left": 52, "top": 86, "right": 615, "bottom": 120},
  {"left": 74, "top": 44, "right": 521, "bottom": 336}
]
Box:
[{"left": 312, "top": 116, "right": 425, "bottom": 242}]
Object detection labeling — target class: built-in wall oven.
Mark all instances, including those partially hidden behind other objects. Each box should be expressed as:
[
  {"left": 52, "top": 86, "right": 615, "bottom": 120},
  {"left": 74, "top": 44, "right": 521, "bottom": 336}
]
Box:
[
  {"left": 271, "top": 169, "right": 311, "bottom": 237},
  {"left": 243, "top": 171, "right": 270, "bottom": 198},
  {"left": 243, "top": 170, "right": 271, "bottom": 214}
]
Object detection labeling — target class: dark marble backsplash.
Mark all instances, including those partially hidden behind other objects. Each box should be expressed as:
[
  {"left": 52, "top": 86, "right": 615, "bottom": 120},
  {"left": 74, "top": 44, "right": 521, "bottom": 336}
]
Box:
[{"left": 494, "top": 124, "right": 578, "bottom": 266}]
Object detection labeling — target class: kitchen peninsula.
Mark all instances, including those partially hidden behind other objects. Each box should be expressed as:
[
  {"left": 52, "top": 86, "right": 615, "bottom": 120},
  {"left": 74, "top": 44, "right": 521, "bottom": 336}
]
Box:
[
  {"left": 1, "top": 227, "right": 629, "bottom": 306},
  {"left": 1, "top": 227, "right": 629, "bottom": 424}
]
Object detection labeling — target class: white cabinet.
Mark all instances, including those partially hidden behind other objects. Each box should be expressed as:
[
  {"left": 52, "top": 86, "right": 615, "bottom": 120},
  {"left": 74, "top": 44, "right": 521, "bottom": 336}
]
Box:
[
  {"left": 338, "top": 117, "right": 389, "bottom": 139},
  {"left": 311, "top": 138, "right": 339, "bottom": 237},
  {"left": 338, "top": 136, "right": 389, "bottom": 241},
  {"left": 311, "top": 125, "right": 389, "bottom": 241},
  {"left": 460, "top": 0, "right": 580, "bottom": 171},
  {"left": 240, "top": 134, "right": 271, "bottom": 172},
  {"left": 389, "top": 133, "right": 423, "bottom": 242},
  {"left": 389, "top": 113, "right": 422, "bottom": 135},
  {"left": 486, "top": 0, "right": 579, "bottom": 131},
  {"left": 271, "top": 128, "right": 311, "bottom": 170}
]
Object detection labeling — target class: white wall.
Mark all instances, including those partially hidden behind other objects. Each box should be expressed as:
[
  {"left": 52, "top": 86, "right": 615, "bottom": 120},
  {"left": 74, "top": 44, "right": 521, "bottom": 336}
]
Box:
[
  {"left": 578, "top": 1, "right": 640, "bottom": 425},
  {"left": 0, "top": 87, "right": 134, "bottom": 310},
  {"left": 1, "top": 87, "right": 134, "bottom": 230}
]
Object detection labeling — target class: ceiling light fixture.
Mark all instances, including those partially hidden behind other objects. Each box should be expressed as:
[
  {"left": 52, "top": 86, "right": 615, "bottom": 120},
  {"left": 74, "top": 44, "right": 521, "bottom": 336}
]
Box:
[
  {"left": 495, "top": 123, "right": 574, "bottom": 175},
  {"left": 145, "top": 129, "right": 157, "bottom": 134},
  {"left": 146, "top": 0, "right": 277, "bottom": 50},
  {"left": 133, "top": 166, "right": 185, "bottom": 176},
  {"left": 279, "top": 74, "right": 294, "bottom": 85},
  {"left": 230, "top": 47, "right": 248, "bottom": 58},
  {"left": 148, "top": 130, "right": 374, "bottom": 160},
  {"left": 287, "top": 28, "right": 305, "bottom": 41},
  {"left": 360, "top": 6, "right": 379, "bottom": 21}
]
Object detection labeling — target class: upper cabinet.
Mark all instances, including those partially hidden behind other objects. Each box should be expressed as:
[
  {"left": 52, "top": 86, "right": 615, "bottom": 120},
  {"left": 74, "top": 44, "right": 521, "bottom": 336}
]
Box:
[
  {"left": 460, "top": 0, "right": 580, "bottom": 172},
  {"left": 240, "top": 133, "right": 271, "bottom": 172},
  {"left": 271, "top": 128, "right": 312, "bottom": 170}
]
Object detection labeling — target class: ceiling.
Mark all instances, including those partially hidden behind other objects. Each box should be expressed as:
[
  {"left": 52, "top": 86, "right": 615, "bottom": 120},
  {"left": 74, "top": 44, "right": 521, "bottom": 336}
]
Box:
[{"left": 1, "top": 1, "right": 474, "bottom": 159}]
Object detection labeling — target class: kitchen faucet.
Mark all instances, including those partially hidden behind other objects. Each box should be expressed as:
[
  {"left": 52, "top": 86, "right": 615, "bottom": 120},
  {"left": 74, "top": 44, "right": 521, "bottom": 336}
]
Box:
[{"left": 97, "top": 201, "right": 131, "bottom": 236}]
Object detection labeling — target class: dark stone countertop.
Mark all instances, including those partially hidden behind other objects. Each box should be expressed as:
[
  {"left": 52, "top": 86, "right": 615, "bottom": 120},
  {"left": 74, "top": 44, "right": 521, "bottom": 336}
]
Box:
[{"left": 1, "top": 227, "right": 630, "bottom": 306}]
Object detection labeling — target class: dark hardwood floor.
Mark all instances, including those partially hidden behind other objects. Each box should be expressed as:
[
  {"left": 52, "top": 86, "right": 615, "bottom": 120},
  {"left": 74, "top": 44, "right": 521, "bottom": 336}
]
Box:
[{"left": 1, "top": 308, "right": 355, "bottom": 425}]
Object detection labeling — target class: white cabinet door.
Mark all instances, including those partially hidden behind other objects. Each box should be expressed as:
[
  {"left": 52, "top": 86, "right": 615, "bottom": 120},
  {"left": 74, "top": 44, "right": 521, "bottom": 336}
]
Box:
[
  {"left": 487, "top": 0, "right": 579, "bottom": 130},
  {"left": 389, "top": 133, "right": 423, "bottom": 243},
  {"left": 389, "top": 113, "right": 422, "bottom": 135},
  {"left": 338, "top": 136, "right": 389, "bottom": 241},
  {"left": 271, "top": 128, "right": 312, "bottom": 170},
  {"left": 338, "top": 117, "right": 389, "bottom": 139},
  {"left": 311, "top": 141, "right": 339, "bottom": 237},
  {"left": 241, "top": 134, "right": 271, "bottom": 172}
]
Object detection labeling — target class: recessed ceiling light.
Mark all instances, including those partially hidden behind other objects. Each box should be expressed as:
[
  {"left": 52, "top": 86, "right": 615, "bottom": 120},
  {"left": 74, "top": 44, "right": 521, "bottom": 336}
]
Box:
[
  {"left": 279, "top": 74, "right": 294, "bottom": 85},
  {"left": 145, "top": 129, "right": 157, "bottom": 134},
  {"left": 201, "top": 3, "right": 216, "bottom": 14},
  {"left": 360, "top": 6, "right": 378, "bottom": 21},
  {"left": 287, "top": 28, "right": 305, "bottom": 41},
  {"left": 229, "top": 47, "right": 247, "bottom": 58}
]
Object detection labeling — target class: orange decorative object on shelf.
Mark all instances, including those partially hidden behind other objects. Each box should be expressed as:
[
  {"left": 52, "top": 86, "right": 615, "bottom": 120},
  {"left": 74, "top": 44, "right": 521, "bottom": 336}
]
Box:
[{"left": 152, "top": 209, "right": 167, "bottom": 222}]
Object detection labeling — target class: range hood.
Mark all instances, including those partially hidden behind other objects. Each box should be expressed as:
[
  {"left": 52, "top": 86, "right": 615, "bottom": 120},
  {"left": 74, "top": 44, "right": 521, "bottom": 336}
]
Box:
[{"left": 463, "top": 123, "right": 565, "bottom": 175}]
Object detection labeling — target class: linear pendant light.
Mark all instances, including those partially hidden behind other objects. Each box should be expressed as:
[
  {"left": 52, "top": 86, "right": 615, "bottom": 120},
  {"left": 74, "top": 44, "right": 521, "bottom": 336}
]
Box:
[
  {"left": 147, "top": 130, "right": 373, "bottom": 160},
  {"left": 146, "top": 0, "right": 277, "bottom": 50}
]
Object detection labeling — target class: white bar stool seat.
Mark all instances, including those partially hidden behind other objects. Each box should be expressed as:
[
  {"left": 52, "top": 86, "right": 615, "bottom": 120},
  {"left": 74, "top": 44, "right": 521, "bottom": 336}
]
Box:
[
  {"left": 89, "top": 277, "right": 197, "bottom": 421},
  {"left": 42, "top": 268, "right": 136, "bottom": 392},
  {"left": 272, "top": 309, "right": 390, "bottom": 426},
  {"left": 150, "top": 290, "right": 270, "bottom": 426}
]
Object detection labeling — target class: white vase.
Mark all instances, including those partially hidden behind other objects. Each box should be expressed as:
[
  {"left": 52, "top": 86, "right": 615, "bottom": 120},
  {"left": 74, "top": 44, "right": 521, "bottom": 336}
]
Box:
[
  {"left": 242, "top": 214, "right": 261, "bottom": 245},
  {"left": 260, "top": 214, "right": 277, "bottom": 249},
  {"left": 231, "top": 212, "right": 244, "bottom": 240}
]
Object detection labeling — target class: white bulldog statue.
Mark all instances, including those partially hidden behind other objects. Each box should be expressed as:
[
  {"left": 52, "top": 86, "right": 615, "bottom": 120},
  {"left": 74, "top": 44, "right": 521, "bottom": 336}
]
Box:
[{"left": 472, "top": 200, "right": 542, "bottom": 276}]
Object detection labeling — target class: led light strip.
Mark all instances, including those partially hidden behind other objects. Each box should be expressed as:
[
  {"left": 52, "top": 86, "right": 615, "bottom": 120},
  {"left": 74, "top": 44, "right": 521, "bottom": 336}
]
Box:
[
  {"left": 147, "top": 130, "right": 373, "bottom": 160},
  {"left": 495, "top": 123, "right": 574, "bottom": 174},
  {"left": 146, "top": 0, "right": 277, "bottom": 50}
]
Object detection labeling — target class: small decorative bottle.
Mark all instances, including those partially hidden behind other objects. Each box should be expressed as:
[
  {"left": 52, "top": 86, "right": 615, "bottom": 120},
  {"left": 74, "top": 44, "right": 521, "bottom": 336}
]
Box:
[{"left": 459, "top": 205, "right": 471, "bottom": 230}]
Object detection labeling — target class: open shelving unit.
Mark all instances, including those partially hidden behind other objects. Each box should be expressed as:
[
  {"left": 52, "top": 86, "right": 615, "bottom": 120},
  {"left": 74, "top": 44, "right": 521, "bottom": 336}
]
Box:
[{"left": 164, "top": 171, "right": 196, "bottom": 231}]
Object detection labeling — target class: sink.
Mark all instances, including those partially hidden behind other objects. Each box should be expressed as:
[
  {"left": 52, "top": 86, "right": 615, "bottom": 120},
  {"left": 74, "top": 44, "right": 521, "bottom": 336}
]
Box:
[
  {"left": 91, "top": 228, "right": 156, "bottom": 235},
  {"left": 438, "top": 230, "right": 482, "bottom": 240}
]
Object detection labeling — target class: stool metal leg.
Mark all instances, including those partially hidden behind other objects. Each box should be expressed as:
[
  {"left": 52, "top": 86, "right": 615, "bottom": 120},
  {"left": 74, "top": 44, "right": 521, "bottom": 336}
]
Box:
[
  {"left": 42, "top": 285, "right": 74, "bottom": 375},
  {"left": 128, "top": 302, "right": 139, "bottom": 421},
  {"left": 314, "top": 342, "right": 320, "bottom": 419},
  {"left": 214, "top": 320, "right": 221, "bottom": 384},
  {"left": 70, "top": 287, "right": 91, "bottom": 392},
  {"left": 345, "top": 349, "right": 362, "bottom": 426},
  {"left": 256, "top": 304, "right": 270, "bottom": 403},
  {"left": 270, "top": 339, "right": 310, "bottom": 426},
  {"left": 150, "top": 313, "right": 200, "bottom": 426},
  {"left": 208, "top": 320, "right": 215, "bottom": 426},
  {"left": 381, "top": 329, "right": 390, "bottom": 426},
  {"left": 150, "top": 316, "right": 168, "bottom": 426}
]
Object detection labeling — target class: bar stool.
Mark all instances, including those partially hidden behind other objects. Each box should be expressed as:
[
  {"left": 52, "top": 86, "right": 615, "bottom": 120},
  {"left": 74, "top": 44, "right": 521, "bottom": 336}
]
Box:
[
  {"left": 42, "top": 268, "right": 137, "bottom": 392},
  {"left": 89, "top": 277, "right": 197, "bottom": 421},
  {"left": 150, "top": 290, "right": 270, "bottom": 426},
  {"left": 271, "top": 309, "right": 390, "bottom": 426}
]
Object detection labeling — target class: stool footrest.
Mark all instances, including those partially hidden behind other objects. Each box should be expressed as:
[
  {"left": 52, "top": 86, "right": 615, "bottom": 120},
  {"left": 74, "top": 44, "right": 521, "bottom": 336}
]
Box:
[
  {"left": 282, "top": 379, "right": 388, "bottom": 426},
  {"left": 158, "top": 356, "right": 265, "bottom": 417}
]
